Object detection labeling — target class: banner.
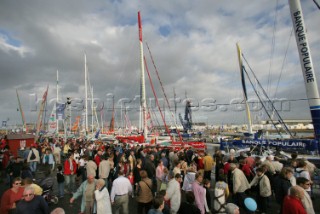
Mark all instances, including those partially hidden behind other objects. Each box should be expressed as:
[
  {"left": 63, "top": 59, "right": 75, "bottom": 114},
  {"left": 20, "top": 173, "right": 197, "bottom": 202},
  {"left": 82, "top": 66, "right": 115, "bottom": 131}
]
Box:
[
  {"left": 56, "top": 103, "right": 66, "bottom": 120},
  {"left": 48, "top": 104, "right": 57, "bottom": 134}
]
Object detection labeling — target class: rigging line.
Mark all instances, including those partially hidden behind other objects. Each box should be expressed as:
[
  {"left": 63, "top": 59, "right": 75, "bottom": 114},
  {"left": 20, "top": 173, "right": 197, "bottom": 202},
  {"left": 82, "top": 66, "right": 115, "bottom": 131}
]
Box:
[
  {"left": 145, "top": 42, "right": 183, "bottom": 141},
  {"left": 313, "top": 0, "right": 320, "bottom": 10},
  {"left": 271, "top": 27, "right": 294, "bottom": 119},
  {"left": 150, "top": 105, "right": 161, "bottom": 127},
  {"left": 144, "top": 56, "right": 174, "bottom": 142},
  {"left": 267, "top": 0, "right": 280, "bottom": 95},
  {"left": 145, "top": 42, "right": 177, "bottom": 125},
  {"left": 273, "top": 27, "right": 294, "bottom": 98},
  {"left": 242, "top": 66, "right": 284, "bottom": 137},
  {"left": 242, "top": 54, "right": 294, "bottom": 137}
]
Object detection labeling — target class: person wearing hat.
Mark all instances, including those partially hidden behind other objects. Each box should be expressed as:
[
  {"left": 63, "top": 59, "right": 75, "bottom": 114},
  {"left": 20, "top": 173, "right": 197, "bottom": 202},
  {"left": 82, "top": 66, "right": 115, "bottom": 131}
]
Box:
[{"left": 27, "top": 143, "right": 40, "bottom": 175}]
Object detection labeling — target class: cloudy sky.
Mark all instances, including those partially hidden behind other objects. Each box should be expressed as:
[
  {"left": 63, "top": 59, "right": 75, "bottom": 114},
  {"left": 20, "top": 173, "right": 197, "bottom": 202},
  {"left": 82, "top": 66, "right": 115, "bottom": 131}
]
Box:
[{"left": 0, "top": 0, "right": 319, "bottom": 129}]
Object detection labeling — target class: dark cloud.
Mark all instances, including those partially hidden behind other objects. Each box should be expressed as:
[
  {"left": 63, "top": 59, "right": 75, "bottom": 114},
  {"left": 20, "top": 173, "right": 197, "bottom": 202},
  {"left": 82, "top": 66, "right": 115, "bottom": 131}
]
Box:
[{"left": 0, "top": 0, "right": 319, "bottom": 129}]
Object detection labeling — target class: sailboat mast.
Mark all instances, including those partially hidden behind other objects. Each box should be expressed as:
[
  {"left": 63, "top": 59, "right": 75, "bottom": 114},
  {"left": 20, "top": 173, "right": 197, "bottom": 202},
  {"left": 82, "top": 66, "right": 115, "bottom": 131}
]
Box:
[
  {"left": 236, "top": 43, "right": 253, "bottom": 134},
  {"left": 138, "top": 11, "right": 148, "bottom": 140},
  {"left": 56, "top": 70, "right": 59, "bottom": 135},
  {"left": 84, "top": 53, "right": 88, "bottom": 135},
  {"left": 289, "top": 0, "right": 320, "bottom": 141},
  {"left": 91, "top": 86, "right": 94, "bottom": 134}
]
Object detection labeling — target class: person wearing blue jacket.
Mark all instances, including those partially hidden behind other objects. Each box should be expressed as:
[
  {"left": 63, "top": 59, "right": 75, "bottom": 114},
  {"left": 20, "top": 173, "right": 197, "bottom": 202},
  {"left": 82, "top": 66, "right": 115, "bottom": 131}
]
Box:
[{"left": 70, "top": 174, "right": 97, "bottom": 214}]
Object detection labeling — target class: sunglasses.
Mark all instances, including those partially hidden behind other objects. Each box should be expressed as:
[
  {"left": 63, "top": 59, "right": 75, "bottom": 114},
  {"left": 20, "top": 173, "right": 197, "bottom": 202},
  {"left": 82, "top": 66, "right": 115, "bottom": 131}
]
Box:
[
  {"left": 14, "top": 182, "right": 22, "bottom": 185},
  {"left": 23, "top": 194, "right": 34, "bottom": 197}
]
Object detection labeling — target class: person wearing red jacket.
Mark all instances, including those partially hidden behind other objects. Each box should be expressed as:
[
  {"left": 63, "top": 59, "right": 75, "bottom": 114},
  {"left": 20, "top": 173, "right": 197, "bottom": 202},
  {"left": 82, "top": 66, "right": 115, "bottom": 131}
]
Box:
[
  {"left": 282, "top": 185, "right": 307, "bottom": 214},
  {"left": 64, "top": 153, "right": 77, "bottom": 194}
]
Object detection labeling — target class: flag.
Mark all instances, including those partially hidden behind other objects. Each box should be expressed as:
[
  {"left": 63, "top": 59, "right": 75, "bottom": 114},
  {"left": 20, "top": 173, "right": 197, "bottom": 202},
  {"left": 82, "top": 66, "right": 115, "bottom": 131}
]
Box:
[
  {"left": 95, "top": 129, "right": 100, "bottom": 139},
  {"left": 56, "top": 102, "right": 66, "bottom": 120}
]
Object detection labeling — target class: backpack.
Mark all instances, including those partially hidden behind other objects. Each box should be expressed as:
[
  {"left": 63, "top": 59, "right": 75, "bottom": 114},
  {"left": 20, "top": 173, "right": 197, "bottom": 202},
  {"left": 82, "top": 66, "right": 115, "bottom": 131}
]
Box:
[{"left": 30, "top": 150, "right": 36, "bottom": 160}]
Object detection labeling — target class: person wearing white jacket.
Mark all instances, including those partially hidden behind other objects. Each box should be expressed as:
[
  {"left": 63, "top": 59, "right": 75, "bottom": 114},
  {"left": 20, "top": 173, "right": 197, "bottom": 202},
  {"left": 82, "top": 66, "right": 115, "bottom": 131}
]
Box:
[
  {"left": 230, "top": 163, "right": 250, "bottom": 209},
  {"left": 95, "top": 179, "right": 112, "bottom": 214},
  {"left": 296, "top": 177, "right": 315, "bottom": 214},
  {"left": 165, "top": 171, "right": 181, "bottom": 214},
  {"left": 250, "top": 167, "right": 271, "bottom": 214}
]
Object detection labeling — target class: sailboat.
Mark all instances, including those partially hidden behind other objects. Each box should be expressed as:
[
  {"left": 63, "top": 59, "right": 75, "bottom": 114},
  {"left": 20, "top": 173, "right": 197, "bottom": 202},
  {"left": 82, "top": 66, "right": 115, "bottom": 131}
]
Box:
[
  {"left": 220, "top": 0, "right": 319, "bottom": 155},
  {"left": 116, "top": 11, "right": 148, "bottom": 145}
]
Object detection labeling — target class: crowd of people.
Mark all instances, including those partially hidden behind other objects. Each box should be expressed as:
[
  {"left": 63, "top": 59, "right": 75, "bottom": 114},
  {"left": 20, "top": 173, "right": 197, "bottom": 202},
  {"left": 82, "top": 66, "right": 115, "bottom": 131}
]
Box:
[{"left": 0, "top": 136, "right": 318, "bottom": 214}]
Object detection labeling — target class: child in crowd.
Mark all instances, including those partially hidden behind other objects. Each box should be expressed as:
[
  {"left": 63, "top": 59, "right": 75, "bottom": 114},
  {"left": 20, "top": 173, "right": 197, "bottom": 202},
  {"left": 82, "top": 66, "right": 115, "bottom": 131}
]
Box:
[{"left": 56, "top": 165, "right": 65, "bottom": 198}]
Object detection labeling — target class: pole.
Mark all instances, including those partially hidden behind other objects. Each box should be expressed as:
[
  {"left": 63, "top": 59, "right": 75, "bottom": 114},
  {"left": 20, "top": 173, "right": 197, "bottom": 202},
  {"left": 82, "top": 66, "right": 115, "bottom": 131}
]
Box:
[
  {"left": 84, "top": 53, "right": 88, "bottom": 135},
  {"left": 56, "top": 70, "right": 59, "bottom": 135}
]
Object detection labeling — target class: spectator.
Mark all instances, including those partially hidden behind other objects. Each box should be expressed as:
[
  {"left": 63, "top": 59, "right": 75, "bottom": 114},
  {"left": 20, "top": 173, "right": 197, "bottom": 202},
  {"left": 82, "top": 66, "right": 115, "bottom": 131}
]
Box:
[
  {"left": 27, "top": 144, "right": 40, "bottom": 175},
  {"left": 110, "top": 170, "right": 132, "bottom": 214},
  {"left": 136, "top": 170, "right": 154, "bottom": 214},
  {"left": 203, "top": 179, "right": 212, "bottom": 211},
  {"left": 94, "top": 179, "right": 112, "bottom": 214},
  {"left": 86, "top": 156, "right": 97, "bottom": 178},
  {"left": 6, "top": 157, "right": 23, "bottom": 187},
  {"left": 56, "top": 165, "right": 65, "bottom": 198},
  {"left": 21, "top": 163, "right": 33, "bottom": 180},
  {"left": 296, "top": 177, "right": 315, "bottom": 214},
  {"left": 63, "top": 153, "right": 77, "bottom": 194},
  {"left": 70, "top": 174, "right": 97, "bottom": 214},
  {"left": 249, "top": 167, "right": 271, "bottom": 214},
  {"left": 42, "top": 149, "right": 55, "bottom": 172},
  {"left": 282, "top": 186, "right": 307, "bottom": 214},
  {"left": 0, "top": 177, "right": 24, "bottom": 214},
  {"left": 213, "top": 173, "right": 229, "bottom": 213},
  {"left": 203, "top": 152, "right": 215, "bottom": 180},
  {"left": 22, "top": 177, "right": 43, "bottom": 196},
  {"left": 99, "top": 155, "right": 111, "bottom": 186},
  {"left": 16, "top": 186, "right": 49, "bottom": 214},
  {"left": 165, "top": 171, "right": 181, "bottom": 214},
  {"left": 230, "top": 163, "right": 250, "bottom": 208},
  {"left": 225, "top": 203, "right": 240, "bottom": 214},
  {"left": 147, "top": 195, "right": 165, "bottom": 214},
  {"left": 156, "top": 160, "right": 165, "bottom": 192},
  {"left": 50, "top": 208, "right": 65, "bottom": 214},
  {"left": 296, "top": 160, "right": 312, "bottom": 196},
  {"left": 192, "top": 172, "right": 209, "bottom": 214},
  {"left": 178, "top": 191, "right": 201, "bottom": 214},
  {"left": 274, "top": 167, "right": 293, "bottom": 212},
  {"left": 52, "top": 143, "right": 61, "bottom": 165}
]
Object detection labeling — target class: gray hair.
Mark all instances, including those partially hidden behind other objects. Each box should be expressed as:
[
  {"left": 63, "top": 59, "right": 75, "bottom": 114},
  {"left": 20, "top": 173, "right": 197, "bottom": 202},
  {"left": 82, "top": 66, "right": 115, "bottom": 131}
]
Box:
[
  {"left": 24, "top": 186, "right": 35, "bottom": 194},
  {"left": 50, "top": 208, "right": 65, "bottom": 214}
]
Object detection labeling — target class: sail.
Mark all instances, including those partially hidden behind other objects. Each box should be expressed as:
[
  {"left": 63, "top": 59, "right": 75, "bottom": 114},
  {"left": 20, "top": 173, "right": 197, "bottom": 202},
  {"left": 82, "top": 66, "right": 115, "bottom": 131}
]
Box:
[
  {"left": 289, "top": 0, "right": 320, "bottom": 141},
  {"left": 16, "top": 89, "right": 27, "bottom": 132},
  {"left": 236, "top": 43, "right": 253, "bottom": 134},
  {"left": 36, "top": 85, "right": 49, "bottom": 138},
  {"left": 48, "top": 104, "right": 57, "bottom": 134}
]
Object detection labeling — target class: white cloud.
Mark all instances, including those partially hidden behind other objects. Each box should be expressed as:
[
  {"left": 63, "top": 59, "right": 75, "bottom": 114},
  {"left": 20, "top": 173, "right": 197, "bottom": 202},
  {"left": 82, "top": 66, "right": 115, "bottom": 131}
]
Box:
[{"left": 0, "top": 0, "right": 319, "bottom": 128}]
